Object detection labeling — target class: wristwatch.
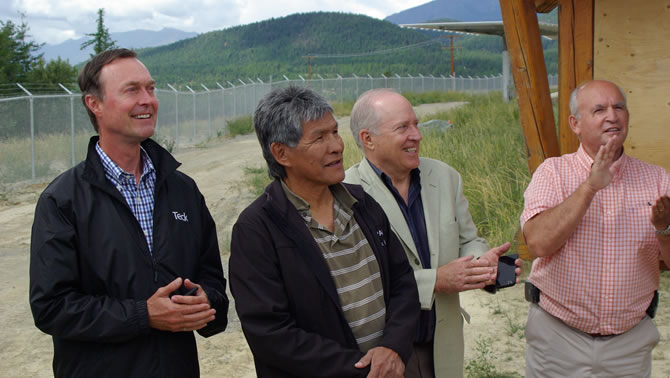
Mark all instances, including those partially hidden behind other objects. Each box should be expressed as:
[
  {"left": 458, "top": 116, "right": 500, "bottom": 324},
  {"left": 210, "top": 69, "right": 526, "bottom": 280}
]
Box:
[{"left": 656, "top": 223, "right": 670, "bottom": 236}]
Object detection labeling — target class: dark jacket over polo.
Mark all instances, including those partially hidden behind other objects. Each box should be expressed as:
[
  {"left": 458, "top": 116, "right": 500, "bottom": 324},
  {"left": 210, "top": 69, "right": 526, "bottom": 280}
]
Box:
[
  {"left": 29, "top": 136, "right": 229, "bottom": 378},
  {"left": 229, "top": 180, "right": 420, "bottom": 377}
]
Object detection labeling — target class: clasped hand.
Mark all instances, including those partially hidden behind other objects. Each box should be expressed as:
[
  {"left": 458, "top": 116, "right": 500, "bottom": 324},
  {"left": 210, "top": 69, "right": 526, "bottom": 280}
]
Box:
[{"left": 147, "top": 277, "right": 215, "bottom": 332}]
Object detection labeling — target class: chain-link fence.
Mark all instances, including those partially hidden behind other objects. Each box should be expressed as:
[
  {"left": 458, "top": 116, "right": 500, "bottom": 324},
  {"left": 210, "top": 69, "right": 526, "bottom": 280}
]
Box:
[{"left": 0, "top": 73, "right": 558, "bottom": 187}]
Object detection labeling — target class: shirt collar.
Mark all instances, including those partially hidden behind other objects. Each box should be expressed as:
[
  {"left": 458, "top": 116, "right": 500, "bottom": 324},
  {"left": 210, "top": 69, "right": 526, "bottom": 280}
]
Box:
[
  {"left": 576, "top": 144, "right": 628, "bottom": 177},
  {"left": 280, "top": 180, "right": 357, "bottom": 219},
  {"left": 96, "top": 142, "right": 155, "bottom": 182},
  {"left": 368, "top": 160, "right": 421, "bottom": 192}
]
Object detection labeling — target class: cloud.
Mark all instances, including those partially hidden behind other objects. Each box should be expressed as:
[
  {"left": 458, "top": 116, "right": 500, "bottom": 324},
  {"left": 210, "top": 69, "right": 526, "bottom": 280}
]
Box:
[{"left": 5, "top": 0, "right": 429, "bottom": 44}]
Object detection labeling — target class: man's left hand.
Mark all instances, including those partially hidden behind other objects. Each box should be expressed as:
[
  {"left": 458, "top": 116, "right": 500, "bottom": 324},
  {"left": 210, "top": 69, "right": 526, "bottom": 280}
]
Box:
[
  {"left": 651, "top": 196, "right": 670, "bottom": 233},
  {"left": 170, "top": 278, "right": 210, "bottom": 305},
  {"left": 354, "top": 346, "right": 404, "bottom": 378}
]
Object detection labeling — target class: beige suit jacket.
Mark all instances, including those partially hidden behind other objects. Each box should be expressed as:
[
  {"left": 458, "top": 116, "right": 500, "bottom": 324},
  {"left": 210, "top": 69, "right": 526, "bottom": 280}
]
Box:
[{"left": 345, "top": 157, "right": 489, "bottom": 378}]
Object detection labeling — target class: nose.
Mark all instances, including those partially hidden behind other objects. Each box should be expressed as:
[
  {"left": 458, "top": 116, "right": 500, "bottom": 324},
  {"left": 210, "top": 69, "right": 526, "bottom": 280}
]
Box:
[
  {"left": 329, "top": 133, "right": 344, "bottom": 154},
  {"left": 409, "top": 124, "right": 422, "bottom": 141},
  {"left": 604, "top": 106, "right": 618, "bottom": 122},
  {"left": 138, "top": 87, "right": 156, "bottom": 106}
]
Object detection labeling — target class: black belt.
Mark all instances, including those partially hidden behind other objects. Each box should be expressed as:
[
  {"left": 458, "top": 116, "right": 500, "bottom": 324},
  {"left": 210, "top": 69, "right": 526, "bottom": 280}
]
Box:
[{"left": 524, "top": 281, "right": 658, "bottom": 319}]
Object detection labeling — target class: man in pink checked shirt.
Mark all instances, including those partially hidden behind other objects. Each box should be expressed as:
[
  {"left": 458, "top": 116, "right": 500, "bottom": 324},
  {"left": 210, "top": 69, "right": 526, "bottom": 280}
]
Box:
[{"left": 520, "top": 80, "right": 670, "bottom": 378}]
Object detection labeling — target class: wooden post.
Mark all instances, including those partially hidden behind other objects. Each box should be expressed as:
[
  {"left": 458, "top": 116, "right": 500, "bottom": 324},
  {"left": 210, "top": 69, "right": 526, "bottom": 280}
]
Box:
[
  {"left": 558, "top": 0, "right": 594, "bottom": 155},
  {"left": 500, "top": 0, "right": 560, "bottom": 176}
]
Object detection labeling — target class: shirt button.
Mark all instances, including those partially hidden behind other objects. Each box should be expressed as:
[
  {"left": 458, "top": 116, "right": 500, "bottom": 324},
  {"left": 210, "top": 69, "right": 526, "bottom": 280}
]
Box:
[{"left": 414, "top": 258, "right": 420, "bottom": 265}]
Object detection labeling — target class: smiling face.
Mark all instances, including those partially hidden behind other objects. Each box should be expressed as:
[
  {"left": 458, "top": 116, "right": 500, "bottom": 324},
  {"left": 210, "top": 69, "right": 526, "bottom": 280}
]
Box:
[
  {"left": 280, "top": 112, "right": 345, "bottom": 190},
  {"left": 85, "top": 57, "right": 158, "bottom": 146},
  {"left": 362, "top": 92, "right": 421, "bottom": 180},
  {"left": 569, "top": 80, "right": 629, "bottom": 159}
]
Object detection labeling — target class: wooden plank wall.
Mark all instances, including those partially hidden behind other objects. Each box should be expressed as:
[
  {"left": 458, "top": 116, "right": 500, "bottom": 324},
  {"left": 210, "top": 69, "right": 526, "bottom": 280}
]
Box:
[{"left": 594, "top": 0, "right": 670, "bottom": 170}]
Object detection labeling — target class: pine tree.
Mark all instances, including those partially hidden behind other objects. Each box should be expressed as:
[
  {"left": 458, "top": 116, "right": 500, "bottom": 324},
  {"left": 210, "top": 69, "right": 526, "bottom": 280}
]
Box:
[
  {"left": 80, "top": 8, "right": 116, "bottom": 56},
  {"left": 0, "top": 14, "right": 43, "bottom": 83}
]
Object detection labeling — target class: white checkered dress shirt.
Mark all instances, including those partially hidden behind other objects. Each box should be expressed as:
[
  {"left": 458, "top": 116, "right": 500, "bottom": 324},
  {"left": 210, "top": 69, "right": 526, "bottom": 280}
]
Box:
[
  {"left": 96, "top": 143, "right": 156, "bottom": 254},
  {"left": 522, "top": 145, "right": 670, "bottom": 334}
]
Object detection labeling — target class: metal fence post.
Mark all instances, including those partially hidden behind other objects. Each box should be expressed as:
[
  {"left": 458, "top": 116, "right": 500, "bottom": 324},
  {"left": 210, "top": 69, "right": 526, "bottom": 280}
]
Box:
[
  {"left": 201, "top": 84, "right": 212, "bottom": 137},
  {"left": 317, "top": 74, "right": 324, "bottom": 95},
  {"left": 238, "top": 79, "right": 247, "bottom": 115},
  {"left": 167, "top": 84, "right": 179, "bottom": 149},
  {"left": 16, "top": 83, "right": 35, "bottom": 182},
  {"left": 256, "top": 77, "right": 264, "bottom": 107},
  {"left": 352, "top": 73, "right": 359, "bottom": 97},
  {"left": 58, "top": 83, "right": 76, "bottom": 167},
  {"left": 216, "top": 82, "right": 226, "bottom": 124},
  {"left": 227, "top": 81, "right": 236, "bottom": 118},
  {"left": 248, "top": 78, "right": 256, "bottom": 109},
  {"left": 337, "top": 74, "right": 343, "bottom": 103},
  {"left": 185, "top": 85, "right": 197, "bottom": 139}
]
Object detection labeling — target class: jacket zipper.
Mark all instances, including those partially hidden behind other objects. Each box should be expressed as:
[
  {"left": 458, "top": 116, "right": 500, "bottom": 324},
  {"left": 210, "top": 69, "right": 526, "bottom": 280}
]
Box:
[{"left": 151, "top": 256, "right": 158, "bottom": 283}]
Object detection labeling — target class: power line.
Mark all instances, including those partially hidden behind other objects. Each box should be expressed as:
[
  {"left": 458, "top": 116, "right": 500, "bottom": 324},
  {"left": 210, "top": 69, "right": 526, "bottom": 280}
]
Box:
[{"left": 306, "top": 38, "right": 443, "bottom": 59}]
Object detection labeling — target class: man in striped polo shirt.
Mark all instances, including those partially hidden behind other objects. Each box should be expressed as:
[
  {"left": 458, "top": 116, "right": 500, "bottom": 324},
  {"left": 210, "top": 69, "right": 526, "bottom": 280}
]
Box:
[
  {"left": 229, "top": 86, "right": 420, "bottom": 377},
  {"left": 522, "top": 80, "right": 670, "bottom": 377}
]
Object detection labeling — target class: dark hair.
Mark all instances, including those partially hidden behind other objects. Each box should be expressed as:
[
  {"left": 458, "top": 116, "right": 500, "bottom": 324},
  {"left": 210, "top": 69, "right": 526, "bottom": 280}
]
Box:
[
  {"left": 253, "top": 86, "right": 333, "bottom": 179},
  {"left": 78, "top": 48, "right": 137, "bottom": 132}
]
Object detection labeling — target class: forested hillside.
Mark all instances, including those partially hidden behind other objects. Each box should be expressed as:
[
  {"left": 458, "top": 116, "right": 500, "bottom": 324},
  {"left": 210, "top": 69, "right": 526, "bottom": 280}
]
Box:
[{"left": 137, "top": 12, "right": 556, "bottom": 85}]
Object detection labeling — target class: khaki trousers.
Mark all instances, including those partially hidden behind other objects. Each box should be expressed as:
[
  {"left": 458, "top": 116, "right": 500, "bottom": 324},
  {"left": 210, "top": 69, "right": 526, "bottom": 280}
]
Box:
[{"left": 525, "top": 304, "right": 659, "bottom": 378}]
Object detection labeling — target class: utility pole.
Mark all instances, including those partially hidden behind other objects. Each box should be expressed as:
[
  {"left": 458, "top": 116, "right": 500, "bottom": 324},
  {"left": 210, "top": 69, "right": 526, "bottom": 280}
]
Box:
[
  {"left": 303, "top": 56, "right": 315, "bottom": 81},
  {"left": 441, "top": 35, "right": 462, "bottom": 76}
]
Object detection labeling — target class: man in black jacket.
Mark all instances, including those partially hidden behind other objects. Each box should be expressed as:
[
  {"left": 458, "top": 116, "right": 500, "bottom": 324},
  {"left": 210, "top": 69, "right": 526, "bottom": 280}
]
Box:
[
  {"left": 229, "top": 86, "right": 420, "bottom": 377},
  {"left": 29, "top": 48, "right": 229, "bottom": 378}
]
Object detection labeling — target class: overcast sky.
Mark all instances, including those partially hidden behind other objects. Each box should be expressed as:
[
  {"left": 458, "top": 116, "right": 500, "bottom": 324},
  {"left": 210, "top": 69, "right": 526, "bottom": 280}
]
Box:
[{"left": 2, "top": 0, "right": 429, "bottom": 45}]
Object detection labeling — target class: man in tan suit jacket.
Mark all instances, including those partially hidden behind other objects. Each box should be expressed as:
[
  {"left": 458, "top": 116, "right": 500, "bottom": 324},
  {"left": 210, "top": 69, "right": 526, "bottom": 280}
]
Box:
[{"left": 344, "top": 89, "right": 518, "bottom": 378}]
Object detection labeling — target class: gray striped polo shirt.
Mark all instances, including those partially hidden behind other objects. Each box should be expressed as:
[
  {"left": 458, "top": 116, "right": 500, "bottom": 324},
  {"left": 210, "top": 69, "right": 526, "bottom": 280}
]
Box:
[{"left": 281, "top": 181, "right": 386, "bottom": 352}]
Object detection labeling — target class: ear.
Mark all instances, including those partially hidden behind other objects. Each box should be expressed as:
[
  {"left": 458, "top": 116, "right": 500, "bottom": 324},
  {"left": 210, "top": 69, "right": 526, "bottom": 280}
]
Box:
[
  {"left": 84, "top": 94, "right": 103, "bottom": 117},
  {"left": 359, "top": 129, "right": 374, "bottom": 150},
  {"left": 568, "top": 114, "right": 581, "bottom": 136},
  {"left": 270, "top": 142, "right": 292, "bottom": 168}
]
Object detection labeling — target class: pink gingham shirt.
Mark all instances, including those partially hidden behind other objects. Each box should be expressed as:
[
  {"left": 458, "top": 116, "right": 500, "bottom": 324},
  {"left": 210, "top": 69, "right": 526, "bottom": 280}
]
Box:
[{"left": 521, "top": 145, "right": 670, "bottom": 335}]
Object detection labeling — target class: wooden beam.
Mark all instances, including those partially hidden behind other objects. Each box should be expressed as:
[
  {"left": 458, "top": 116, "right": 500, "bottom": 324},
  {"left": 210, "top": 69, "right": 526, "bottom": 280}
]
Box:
[
  {"left": 557, "top": 0, "right": 594, "bottom": 155},
  {"left": 500, "top": 0, "right": 560, "bottom": 175},
  {"left": 535, "top": 0, "right": 559, "bottom": 13}
]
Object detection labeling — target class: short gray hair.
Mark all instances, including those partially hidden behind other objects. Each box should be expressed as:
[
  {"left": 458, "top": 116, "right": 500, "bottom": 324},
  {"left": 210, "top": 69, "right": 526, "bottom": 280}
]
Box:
[
  {"left": 253, "top": 86, "right": 333, "bottom": 179},
  {"left": 350, "top": 88, "right": 399, "bottom": 149},
  {"left": 569, "top": 80, "right": 627, "bottom": 119}
]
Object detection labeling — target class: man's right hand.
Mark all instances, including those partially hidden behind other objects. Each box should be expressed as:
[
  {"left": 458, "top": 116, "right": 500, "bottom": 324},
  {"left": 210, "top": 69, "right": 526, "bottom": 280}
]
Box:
[
  {"left": 434, "top": 255, "right": 494, "bottom": 293},
  {"left": 147, "top": 277, "right": 216, "bottom": 332},
  {"left": 585, "top": 135, "right": 619, "bottom": 192}
]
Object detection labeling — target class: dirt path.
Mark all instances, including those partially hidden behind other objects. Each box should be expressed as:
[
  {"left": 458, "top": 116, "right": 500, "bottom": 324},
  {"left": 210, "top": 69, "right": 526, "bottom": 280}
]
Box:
[{"left": 1, "top": 101, "right": 668, "bottom": 377}]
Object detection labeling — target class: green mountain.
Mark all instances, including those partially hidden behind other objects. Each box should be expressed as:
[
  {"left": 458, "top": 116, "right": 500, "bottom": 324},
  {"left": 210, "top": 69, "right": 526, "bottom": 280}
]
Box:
[{"left": 137, "top": 12, "right": 556, "bottom": 86}]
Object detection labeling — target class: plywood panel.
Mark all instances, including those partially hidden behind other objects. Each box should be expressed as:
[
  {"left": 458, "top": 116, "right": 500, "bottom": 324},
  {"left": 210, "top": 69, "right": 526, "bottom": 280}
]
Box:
[
  {"left": 594, "top": 0, "right": 670, "bottom": 170},
  {"left": 558, "top": 0, "right": 594, "bottom": 155}
]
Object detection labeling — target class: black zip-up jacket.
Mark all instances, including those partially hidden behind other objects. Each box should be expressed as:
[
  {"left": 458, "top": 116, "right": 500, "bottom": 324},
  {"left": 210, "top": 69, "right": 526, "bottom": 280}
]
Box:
[
  {"left": 29, "top": 136, "right": 229, "bottom": 378},
  {"left": 230, "top": 180, "right": 420, "bottom": 377}
]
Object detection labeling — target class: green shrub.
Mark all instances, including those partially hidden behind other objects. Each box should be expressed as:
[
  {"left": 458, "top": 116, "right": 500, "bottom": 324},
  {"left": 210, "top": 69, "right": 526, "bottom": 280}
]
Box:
[{"left": 227, "top": 116, "right": 254, "bottom": 137}]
